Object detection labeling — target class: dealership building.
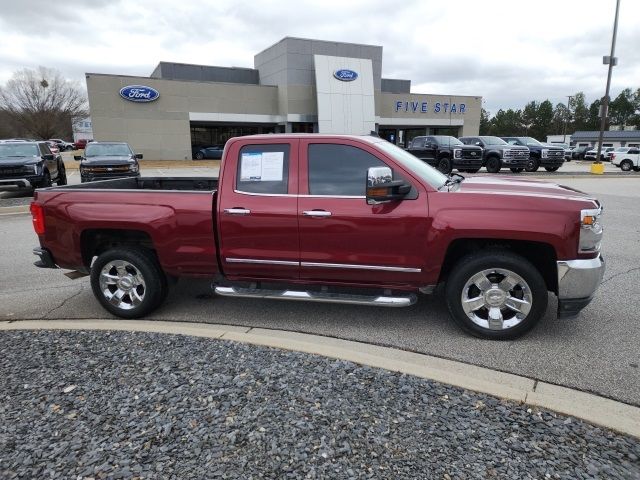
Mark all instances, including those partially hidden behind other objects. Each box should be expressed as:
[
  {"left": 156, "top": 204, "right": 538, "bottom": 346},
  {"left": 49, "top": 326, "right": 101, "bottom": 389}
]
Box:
[{"left": 86, "top": 37, "right": 482, "bottom": 160}]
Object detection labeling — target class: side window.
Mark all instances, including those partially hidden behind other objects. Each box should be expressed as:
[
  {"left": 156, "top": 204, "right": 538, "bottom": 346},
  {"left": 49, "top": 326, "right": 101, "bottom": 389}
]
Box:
[
  {"left": 411, "top": 137, "right": 424, "bottom": 148},
  {"left": 236, "top": 143, "right": 290, "bottom": 194},
  {"left": 39, "top": 144, "right": 51, "bottom": 155},
  {"left": 308, "top": 144, "right": 387, "bottom": 196}
]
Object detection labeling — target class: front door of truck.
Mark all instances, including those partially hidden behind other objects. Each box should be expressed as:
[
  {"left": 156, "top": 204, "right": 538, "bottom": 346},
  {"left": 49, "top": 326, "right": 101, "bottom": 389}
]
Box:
[
  {"left": 297, "top": 139, "right": 429, "bottom": 285},
  {"left": 218, "top": 140, "right": 299, "bottom": 280}
]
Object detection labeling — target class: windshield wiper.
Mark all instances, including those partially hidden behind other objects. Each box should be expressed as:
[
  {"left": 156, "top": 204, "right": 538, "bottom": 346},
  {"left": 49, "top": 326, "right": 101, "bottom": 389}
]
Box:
[{"left": 439, "top": 173, "right": 465, "bottom": 190}]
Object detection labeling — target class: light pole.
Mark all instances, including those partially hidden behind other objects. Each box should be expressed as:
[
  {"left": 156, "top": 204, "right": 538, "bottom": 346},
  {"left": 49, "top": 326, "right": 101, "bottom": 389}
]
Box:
[
  {"left": 592, "top": 0, "right": 621, "bottom": 174},
  {"left": 563, "top": 95, "right": 573, "bottom": 144}
]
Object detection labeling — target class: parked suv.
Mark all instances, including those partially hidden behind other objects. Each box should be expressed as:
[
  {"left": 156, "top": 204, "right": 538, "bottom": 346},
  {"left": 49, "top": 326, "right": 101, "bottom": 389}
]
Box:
[
  {"left": 501, "top": 137, "right": 565, "bottom": 172},
  {"left": 611, "top": 147, "right": 640, "bottom": 172},
  {"left": 74, "top": 142, "right": 142, "bottom": 183},
  {"left": 459, "top": 136, "right": 530, "bottom": 173},
  {"left": 0, "top": 141, "right": 67, "bottom": 189},
  {"left": 406, "top": 135, "right": 483, "bottom": 174}
]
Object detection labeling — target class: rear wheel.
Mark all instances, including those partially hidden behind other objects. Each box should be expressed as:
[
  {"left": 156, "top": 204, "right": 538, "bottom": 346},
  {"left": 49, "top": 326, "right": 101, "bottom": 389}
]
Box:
[
  {"left": 525, "top": 157, "right": 540, "bottom": 172},
  {"left": 510, "top": 167, "right": 524, "bottom": 173},
  {"left": 620, "top": 160, "right": 633, "bottom": 172},
  {"left": 437, "top": 156, "right": 452, "bottom": 174},
  {"left": 485, "top": 156, "right": 501, "bottom": 173},
  {"left": 90, "top": 247, "right": 168, "bottom": 319},
  {"left": 444, "top": 250, "right": 548, "bottom": 340},
  {"left": 544, "top": 166, "right": 560, "bottom": 172}
]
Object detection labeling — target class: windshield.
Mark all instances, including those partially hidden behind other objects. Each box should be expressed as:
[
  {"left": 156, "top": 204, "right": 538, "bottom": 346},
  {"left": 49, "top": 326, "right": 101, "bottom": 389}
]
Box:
[
  {"left": 432, "top": 135, "right": 463, "bottom": 146},
  {"left": 376, "top": 141, "right": 448, "bottom": 190},
  {"left": 521, "top": 137, "right": 541, "bottom": 146},
  {"left": 0, "top": 143, "right": 39, "bottom": 158},
  {"left": 479, "top": 136, "right": 507, "bottom": 145},
  {"left": 85, "top": 143, "right": 132, "bottom": 157}
]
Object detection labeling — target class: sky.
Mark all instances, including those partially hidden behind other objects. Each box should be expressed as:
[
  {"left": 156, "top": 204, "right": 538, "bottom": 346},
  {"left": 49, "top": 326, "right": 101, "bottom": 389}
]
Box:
[{"left": 0, "top": 0, "right": 638, "bottom": 114}]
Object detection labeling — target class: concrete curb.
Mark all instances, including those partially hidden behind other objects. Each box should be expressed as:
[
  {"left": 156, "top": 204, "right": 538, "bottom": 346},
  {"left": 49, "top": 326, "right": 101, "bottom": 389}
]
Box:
[
  {"left": 0, "top": 205, "right": 30, "bottom": 215},
  {"left": 1, "top": 319, "right": 638, "bottom": 439}
]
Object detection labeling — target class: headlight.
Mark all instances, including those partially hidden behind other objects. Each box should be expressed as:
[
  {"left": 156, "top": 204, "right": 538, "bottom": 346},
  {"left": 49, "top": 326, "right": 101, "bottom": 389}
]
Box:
[
  {"left": 453, "top": 149, "right": 462, "bottom": 159},
  {"left": 130, "top": 163, "right": 139, "bottom": 173},
  {"left": 24, "top": 165, "right": 38, "bottom": 174},
  {"left": 579, "top": 207, "right": 603, "bottom": 253},
  {"left": 541, "top": 149, "right": 549, "bottom": 158},
  {"left": 503, "top": 149, "right": 512, "bottom": 157}
]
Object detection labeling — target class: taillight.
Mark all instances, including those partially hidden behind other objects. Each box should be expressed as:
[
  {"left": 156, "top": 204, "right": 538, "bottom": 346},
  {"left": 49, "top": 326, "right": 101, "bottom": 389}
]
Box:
[{"left": 30, "top": 203, "right": 45, "bottom": 235}]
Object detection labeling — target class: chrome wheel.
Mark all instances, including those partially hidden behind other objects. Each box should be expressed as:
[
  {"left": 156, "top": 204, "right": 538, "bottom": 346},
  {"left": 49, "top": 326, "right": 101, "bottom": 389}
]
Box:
[
  {"left": 461, "top": 268, "right": 532, "bottom": 330},
  {"left": 99, "top": 260, "right": 146, "bottom": 310}
]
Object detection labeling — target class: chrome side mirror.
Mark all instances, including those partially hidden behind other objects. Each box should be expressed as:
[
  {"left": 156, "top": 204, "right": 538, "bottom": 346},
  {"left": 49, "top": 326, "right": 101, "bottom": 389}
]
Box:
[{"left": 366, "top": 166, "right": 410, "bottom": 205}]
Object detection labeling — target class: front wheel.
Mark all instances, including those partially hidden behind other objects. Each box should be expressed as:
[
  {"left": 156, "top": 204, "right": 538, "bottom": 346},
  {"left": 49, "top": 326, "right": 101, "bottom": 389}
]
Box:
[
  {"left": 525, "top": 158, "right": 540, "bottom": 172},
  {"left": 444, "top": 250, "right": 548, "bottom": 340},
  {"left": 57, "top": 164, "right": 67, "bottom": 185},
  {"left": 510, "top": 167, "right": 524, "bottom": 173},
  {"left": 544, "top": 166, "right": 560, "bottom": 172},
  {"left": 195, "top": 151, "right": 205, "bottom": 160},
  {"left": 90, "top": 247, "right": 168, "bottom": 319},
  {"left": 620, "top": 160, "right": 633, "bottom": 172},
  {"left": 38, "top": 170, "right": 52, "bottom": 188},
  {"left": 485, "top": 156, "right": 501, "bottom": 173},
  {"left": 437, "top": 156, "right": 452, "bottom": 174}
]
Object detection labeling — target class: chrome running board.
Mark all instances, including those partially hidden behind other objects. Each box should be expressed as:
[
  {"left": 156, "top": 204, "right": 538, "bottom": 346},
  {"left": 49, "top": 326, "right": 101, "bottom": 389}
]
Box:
[{"left": 214, "top": 285, "right": 416, "bottom": 307}]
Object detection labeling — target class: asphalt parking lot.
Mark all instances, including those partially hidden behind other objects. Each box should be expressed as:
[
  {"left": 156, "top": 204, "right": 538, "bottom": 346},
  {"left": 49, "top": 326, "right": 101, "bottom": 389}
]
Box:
[{"left": 1, "top": 170, "right": 639, "bottom": 408}]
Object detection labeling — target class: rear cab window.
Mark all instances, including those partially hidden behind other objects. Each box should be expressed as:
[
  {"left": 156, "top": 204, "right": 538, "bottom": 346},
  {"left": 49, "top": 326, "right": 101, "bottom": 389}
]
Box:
[{"left": 236, "top": 144, "right": 290, "bottom": 194}]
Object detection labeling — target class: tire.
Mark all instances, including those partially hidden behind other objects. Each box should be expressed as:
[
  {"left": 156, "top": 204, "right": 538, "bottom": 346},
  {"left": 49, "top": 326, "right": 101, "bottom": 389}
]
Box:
[
  {"left": 485, "top": 156, "right": 501, "bottom": 173},
  {"left": 444, "top": 250, "right": 548, "bottom": 340},
  {"left": 510, "top": 168, "right": 524, "bottom": 173},
  {"left": 57, "top": 163, "right": 67, "bottom": 185},
  {"left": 525, "top": 157, "right": 540, "bottom": 172},
  {"left": 90, "top": 247, "right": 168, "bottom": 319},
  {"left": 195, "top": 151, "right": 205, "bottom": 160},
  {"left": 437, "top": 156, "right": 452, "bottom": 174},
  {"left": 544, "top": 166, "right": 560, "bottom": 172},
  {"left": 620, "top": 160, "right": 633, "bottom": 172},
  {"left": 38, "top": 170, "right": 52, "bottom": 188},
  {"left": 633, "top": 166, "right": 640, "bottom": 172}
]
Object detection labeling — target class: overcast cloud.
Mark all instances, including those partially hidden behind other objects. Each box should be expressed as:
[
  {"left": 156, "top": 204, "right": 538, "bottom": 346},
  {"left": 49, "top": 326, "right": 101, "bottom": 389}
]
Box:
[{"left": 0, "top": 0, "right": 638, "bottom": 113}]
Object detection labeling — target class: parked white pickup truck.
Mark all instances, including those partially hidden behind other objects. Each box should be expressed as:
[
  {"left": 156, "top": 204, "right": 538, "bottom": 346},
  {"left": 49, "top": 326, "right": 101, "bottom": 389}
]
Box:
[{"left": 611, "top": 147, "right": 640, "bottom": 172}]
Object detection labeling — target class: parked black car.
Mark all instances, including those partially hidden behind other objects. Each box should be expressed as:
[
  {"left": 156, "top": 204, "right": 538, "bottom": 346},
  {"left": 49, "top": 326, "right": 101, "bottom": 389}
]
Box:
[
  {"left": 75, "top": 142, "right": 142, "bottom": 183},
  {"left": 0, "top": 141, "right": 67, "bottom": 189},
  {"left": 405, "top": 135, "right": 483, "bottom": 174},
  {"left": 501, "top": 137, "right": 565, "bottom": 172},
  {"left": 571, "top": 146, "right": 591, "bottom": 160},
  {"left": 192, "top": 145, "right": 224, "bottom": 160},
  {"left": 459, "top": 136, "right": 530, "bottom": 173}
]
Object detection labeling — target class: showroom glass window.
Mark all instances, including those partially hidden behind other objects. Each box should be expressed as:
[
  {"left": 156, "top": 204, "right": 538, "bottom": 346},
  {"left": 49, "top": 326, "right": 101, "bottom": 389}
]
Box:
[
  {"left": 236, "top": 144, "right": 290, "bottom": 195},
  {"left": 308, "top": 144, "right": 387, "bottom": 196}
]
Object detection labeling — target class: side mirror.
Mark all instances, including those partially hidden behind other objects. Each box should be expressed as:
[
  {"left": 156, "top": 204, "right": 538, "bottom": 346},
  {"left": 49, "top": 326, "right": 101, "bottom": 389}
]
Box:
[
  {"left": 425, "top": 142, "right": 434, "bottom": 148},
  {"left": 366, "top": 166, "right": 411, "bottom": 205},
  {"left": 135, "top": 153, "right": 143, "bottom": 159},
  {"left": 475, "top": 142, "right": 481, "bottom": 146},
  {"left": 43, "top": 154, "right": 54, "bottom": 161},
  {"left": 74, "top": 155, "right": 83, "bottom": 161}
]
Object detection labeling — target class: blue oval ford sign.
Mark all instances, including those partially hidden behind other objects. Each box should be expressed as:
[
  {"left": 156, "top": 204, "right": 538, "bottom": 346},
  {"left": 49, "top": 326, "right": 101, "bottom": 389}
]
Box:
[
  {"left": 119, "top": 85, "right": 160, "bottom": 103},
  {"left": 333, "top": 69, "right": 358, "bottom": 82}
]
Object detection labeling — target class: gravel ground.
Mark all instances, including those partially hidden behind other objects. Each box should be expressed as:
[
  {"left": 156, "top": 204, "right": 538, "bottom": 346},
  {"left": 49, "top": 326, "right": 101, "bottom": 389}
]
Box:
[{"left": 0, "top": 330, "right": 638, "bottom": 480}]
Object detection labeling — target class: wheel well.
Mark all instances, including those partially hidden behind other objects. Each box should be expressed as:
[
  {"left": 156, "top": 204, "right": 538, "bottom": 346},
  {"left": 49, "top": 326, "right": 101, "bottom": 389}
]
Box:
[
  {"left": 81, "top": 229, "right": 155, "bottom": 269},
  {"left": 438, "top": 239, "right": 558, "bottom": 294},
  {"left": 438, "top": 153, "right": 450, "bottom": 159}
]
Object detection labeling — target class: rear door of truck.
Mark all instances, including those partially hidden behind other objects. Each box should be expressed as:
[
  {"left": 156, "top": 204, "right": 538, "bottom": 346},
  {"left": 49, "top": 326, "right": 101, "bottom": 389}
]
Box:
[{"left": 217, "top": 139, "right": 299, "bottom": 280}]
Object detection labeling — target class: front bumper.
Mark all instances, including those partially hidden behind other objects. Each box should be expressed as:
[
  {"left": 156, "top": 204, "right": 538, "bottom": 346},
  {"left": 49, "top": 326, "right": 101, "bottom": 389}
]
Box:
[
  {"left": 502, "top": 157, "right": 529, "bottom": 168},
  {"left": 556, "top": 255, "right": 605, "bottom": 318},
  {"left": 0, "top": 173, "right": 45, "bottom": 189},
  {"left": 540, "top": 157, "right": 565, "bottom": 168},
  {"left": 452, "top": 158, "right": 483, "bottom": 169}
]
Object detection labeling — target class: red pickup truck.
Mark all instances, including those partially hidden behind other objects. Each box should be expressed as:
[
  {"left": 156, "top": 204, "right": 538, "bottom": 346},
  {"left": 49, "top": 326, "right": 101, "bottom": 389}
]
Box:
[{"left": 30, "top": 134, "right": 605, "bottom": 339}]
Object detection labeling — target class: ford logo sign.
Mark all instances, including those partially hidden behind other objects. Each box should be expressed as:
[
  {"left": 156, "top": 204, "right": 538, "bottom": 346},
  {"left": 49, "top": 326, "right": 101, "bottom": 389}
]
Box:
[
  {"left": 119, "top": 85, "right": 160, "bottom": 103},
  {"left": 333, "top": 69, "right": 358, "bottom": 82}
]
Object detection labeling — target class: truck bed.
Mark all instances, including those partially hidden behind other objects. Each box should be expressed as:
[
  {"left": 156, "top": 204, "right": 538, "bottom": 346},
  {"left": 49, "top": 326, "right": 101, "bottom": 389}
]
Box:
[{"left": 59, "top": 176, "right": 218, "bottom": 192}]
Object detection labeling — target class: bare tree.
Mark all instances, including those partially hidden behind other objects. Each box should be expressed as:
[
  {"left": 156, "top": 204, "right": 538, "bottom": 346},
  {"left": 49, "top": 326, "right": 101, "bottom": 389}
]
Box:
[{"left": 0, "top": 66, "right": 88, "bottom": 139}]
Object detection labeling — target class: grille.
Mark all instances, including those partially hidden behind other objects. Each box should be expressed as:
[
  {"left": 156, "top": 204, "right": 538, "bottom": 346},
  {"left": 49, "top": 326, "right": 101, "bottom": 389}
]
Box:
[
  {"left": 548, "top": 150, "right": 564, "bottom": 158},
  {"left": 0, "top": 167, "right": 29, "bottom": 176},
  {"left": 462, "top": 149, "right": 482, "bottom": 159},
  {"left": 509, "top": 149, "right": 529, "bottom": 159},
  {"left": 84, "top": 165, "right": 131, "bottom": 173}
]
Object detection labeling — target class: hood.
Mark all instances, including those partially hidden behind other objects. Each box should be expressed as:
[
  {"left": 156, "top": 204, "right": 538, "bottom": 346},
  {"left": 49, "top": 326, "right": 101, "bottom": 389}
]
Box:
[
  {"left": 493, "top": 144, "right": 529, "bottom": 151},
  {"left": 460, "top": 145, "right": 483, "bottom": 151},
  {"left": 456, "top": 176, "right": 599, "bottom": 204},
  {"left": 0, "top": 156, "right": 41, "bottom": 166},
  {"left": 81, "top": 156, "right": 135, "bottom": 165}
]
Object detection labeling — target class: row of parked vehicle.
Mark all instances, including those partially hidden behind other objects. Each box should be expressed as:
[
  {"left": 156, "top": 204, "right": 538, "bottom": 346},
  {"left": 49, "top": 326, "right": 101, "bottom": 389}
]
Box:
[{"left": 405, "top": 135, "right": 566, "bottom": 174}]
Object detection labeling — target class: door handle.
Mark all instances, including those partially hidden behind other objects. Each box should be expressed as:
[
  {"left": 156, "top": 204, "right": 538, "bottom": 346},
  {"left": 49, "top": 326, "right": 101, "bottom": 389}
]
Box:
[
  {"left": 224, "top": 208, "right": 251, "bottom": 215},
  {"left": 303, "top": 210, "right": 332, "bottom": 217}
]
